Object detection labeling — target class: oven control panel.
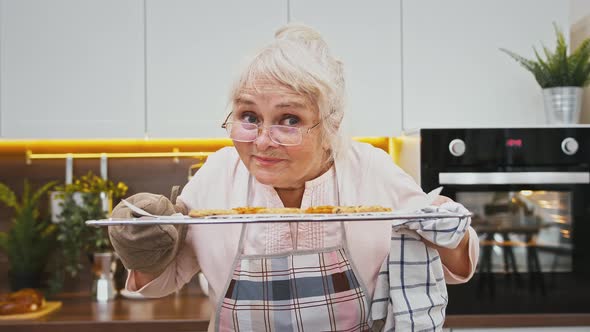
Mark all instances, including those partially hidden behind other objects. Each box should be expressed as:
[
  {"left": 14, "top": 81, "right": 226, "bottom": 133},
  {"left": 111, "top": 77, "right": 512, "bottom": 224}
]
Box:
[
  {"left": 422, "top": 128, "right": 590, "bottom": 168},
  {"left": 448, "top": 138, "right": 466, "bottom": 157},
  {"left": 561, "top": 137, "right": 579, "bottom": 155}
]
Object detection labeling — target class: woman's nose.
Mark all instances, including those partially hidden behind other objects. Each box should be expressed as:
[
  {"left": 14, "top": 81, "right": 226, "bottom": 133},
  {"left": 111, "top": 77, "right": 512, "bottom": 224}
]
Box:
[{"left": 254, "top": 126, "right": 279, "bottom": 149}]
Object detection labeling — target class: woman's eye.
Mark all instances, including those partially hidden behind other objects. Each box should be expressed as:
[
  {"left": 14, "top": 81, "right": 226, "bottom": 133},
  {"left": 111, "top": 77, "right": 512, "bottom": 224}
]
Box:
[
  {"left": 280, "top": 116, "right": 300, "bottom": 126},
  {"left": 239, "top": 112, "right": 258, "bottom": 123}
]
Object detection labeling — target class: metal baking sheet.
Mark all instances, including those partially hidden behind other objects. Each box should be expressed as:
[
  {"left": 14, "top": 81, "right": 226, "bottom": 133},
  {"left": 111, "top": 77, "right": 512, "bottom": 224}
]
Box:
[{"left": 86, "top": 211, "right": 472, "bottom": 227}]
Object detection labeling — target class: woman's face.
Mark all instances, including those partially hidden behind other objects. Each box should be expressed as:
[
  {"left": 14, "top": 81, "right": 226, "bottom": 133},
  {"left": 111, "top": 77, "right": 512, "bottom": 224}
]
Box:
[{"left": 231, "top": 84, "right": 329, "bottom": 190}]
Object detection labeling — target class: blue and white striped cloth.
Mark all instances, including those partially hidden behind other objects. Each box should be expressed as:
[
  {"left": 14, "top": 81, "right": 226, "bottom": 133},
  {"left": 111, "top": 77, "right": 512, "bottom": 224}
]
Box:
[{"left": 370, "top": 202, "right": 471, "bottom": 332}]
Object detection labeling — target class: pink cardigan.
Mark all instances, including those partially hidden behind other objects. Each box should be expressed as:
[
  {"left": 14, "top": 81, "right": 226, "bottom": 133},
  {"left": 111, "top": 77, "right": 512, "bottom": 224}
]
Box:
[{"left": 127, "top": 141, "right": 479, "bottom": 330}]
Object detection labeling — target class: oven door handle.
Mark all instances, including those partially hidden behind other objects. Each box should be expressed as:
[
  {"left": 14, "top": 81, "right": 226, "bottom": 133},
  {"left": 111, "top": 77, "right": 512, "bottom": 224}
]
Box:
[{"left": 439, "top": 172, "right": 590, "bottom": 185}]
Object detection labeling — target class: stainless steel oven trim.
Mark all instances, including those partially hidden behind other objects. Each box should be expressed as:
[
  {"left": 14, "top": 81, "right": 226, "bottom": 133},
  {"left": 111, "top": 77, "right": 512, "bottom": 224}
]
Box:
[{"left": 439, "top": 172, "right": 590, "bottom": 185}]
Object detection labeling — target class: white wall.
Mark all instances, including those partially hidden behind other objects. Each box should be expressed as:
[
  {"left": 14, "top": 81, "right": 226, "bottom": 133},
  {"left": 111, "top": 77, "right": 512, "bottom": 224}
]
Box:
[{"left": 402, "top": 0, "right": 569, "bottom": 130}]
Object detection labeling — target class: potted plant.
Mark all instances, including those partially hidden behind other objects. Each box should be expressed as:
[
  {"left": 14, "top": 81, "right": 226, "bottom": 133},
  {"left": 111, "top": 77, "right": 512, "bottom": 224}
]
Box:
[
  {"left": 500, "top": 23, "right": 590, "bottom": 124},
  {"left": 0, "top": 180, "right": 57, "bottom": 291},
  {"left": 49, "top": 171, "right": 127, "bottom": 294}
]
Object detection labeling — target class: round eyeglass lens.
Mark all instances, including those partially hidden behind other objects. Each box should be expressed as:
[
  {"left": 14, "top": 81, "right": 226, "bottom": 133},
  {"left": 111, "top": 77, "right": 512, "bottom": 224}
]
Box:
[
  {"left": 228, "top": 122, "right": 257, "bottom": 141},
  {"left": 270, "top": 125, "right": 301, "bottom": 145}
]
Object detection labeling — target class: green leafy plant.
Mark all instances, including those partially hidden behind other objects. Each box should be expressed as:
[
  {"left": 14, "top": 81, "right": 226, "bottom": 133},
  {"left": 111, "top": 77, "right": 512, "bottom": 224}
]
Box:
[
  {"left": 500, "top": 23, "right": 590, "bottom": 88},
  {"left": 54, "top": 171, "right": 128, "bottom": 279},
  {"left": 0, "top": 180, "right": 57, "bottom": 289}
]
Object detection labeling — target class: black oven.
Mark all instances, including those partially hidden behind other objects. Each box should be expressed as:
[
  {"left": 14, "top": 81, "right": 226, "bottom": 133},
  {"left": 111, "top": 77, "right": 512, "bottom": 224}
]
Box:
[{"left": 420, "top": 127, "right": 590, "bottom": 314}]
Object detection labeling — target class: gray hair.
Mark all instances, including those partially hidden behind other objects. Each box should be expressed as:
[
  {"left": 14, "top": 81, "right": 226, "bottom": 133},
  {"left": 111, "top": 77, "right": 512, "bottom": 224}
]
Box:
[{"left": 229, "top": 23, "right": 346, "bottom": 161}]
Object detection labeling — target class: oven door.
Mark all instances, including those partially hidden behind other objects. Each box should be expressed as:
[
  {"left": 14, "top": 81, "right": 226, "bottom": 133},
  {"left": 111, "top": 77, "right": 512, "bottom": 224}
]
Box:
[{"left": 434, "top": 171, "right": 590, "bottom": 314}]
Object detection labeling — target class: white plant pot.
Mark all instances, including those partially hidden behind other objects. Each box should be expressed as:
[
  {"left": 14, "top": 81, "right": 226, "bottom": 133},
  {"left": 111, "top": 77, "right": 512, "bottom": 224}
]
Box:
[
  {"left": 50, "top": 191, "right": 111, "bottom": 222},
  {"left": 542, "top": 87, "right": 583, "bottom": 124}
]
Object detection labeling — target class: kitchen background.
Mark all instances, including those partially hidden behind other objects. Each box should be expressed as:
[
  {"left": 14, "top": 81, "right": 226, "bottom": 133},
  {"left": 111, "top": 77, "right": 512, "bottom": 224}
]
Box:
[
  {"left": 0, "top": 0, "right": 584, "bottom": 139},
  {"left": 0, "top": 0, "right": 588, "bottom": 331}
]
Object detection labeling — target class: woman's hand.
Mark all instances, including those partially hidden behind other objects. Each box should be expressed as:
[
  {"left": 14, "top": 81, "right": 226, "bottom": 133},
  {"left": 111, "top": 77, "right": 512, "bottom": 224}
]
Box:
[{"left": 421, "top": 195, "right": 472, "bottom": 278}]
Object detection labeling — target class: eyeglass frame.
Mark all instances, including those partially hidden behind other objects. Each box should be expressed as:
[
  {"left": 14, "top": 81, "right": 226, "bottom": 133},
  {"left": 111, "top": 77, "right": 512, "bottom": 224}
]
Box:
[{"left": 220, "top": 112, "right": 322, "bottom": 146}]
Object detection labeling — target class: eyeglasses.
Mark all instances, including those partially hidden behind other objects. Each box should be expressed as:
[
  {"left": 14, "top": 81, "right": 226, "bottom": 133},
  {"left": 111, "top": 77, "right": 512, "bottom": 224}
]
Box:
[{"left": 221, "top": 112, "right": 321, "bottom": 146}]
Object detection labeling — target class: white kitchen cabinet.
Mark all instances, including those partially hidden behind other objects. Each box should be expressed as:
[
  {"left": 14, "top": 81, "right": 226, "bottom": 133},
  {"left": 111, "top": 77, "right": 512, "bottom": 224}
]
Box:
[
  {"left": 289, "top": 0, "right": 403, "bottom": 137},
  {"left": 0, "top": 0, "right": 145, "bottom": 138},
  {"left": 145, "top": 0, "right": 287, "bottom": 138},
  {"left": 402, "top": 0, "right": 569, "bottom": 130}
]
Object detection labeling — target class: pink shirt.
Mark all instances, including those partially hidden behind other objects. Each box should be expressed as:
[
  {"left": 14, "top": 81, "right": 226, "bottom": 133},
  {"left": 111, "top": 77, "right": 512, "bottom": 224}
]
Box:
[{"left": 127, "top": 141, "right": 479, "bottom": 331}]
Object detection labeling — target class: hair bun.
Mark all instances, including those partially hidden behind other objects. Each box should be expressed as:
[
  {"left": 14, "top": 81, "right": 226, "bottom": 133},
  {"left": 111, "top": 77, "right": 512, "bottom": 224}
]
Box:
[{"left": 274, "top": 23, "right": 327, "bottom": 46}]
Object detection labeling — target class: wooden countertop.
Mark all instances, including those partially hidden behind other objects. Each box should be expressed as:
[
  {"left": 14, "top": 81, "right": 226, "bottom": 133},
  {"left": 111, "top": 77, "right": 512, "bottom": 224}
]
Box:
[
  {"left": 0, "top": 290, "right": 212, "bottom": 332},
  {"left": 1, "top": 290, "right": 589, "bottom": 331}
]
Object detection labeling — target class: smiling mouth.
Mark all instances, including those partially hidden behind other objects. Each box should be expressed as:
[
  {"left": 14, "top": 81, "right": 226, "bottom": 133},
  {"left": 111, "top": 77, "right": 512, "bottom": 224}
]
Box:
[{"left": 253, "top": 155, "right": 285, "bottom": 165}]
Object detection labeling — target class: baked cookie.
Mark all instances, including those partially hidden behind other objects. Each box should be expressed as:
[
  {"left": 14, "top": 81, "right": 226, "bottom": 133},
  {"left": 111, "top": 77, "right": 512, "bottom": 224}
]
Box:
[
  {"left": 355, "top": 205, "right": 392, "bottom": 213},
  {"left": 315, "top": 205, "right": 393, "bottom": 214},
  {"left": 258, "top": 207, "right": 303, "bottom": 214},
  {"left": 188, "top": 209, "right": 238, "bottom": 217},
  {"left": 305, "top": 205, "right": 337, "bottom": 214},
  {"left": 233, "top": 207, "right": 266, "bottom": 214},
  {"left": 333, "top": 206, "right": 360, "bottom": 214}
]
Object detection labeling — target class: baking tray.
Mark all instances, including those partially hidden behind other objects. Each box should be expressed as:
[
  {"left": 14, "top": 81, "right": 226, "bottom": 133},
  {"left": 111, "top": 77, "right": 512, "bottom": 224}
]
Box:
[{"left": 86, "top": 211, "right": 472, "bottom": 227}]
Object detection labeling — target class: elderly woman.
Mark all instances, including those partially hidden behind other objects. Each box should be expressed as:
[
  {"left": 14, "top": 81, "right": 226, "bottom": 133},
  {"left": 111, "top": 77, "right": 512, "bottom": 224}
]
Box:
[{"left": 109, "top": 24, "right": 478, "bottom": 332}]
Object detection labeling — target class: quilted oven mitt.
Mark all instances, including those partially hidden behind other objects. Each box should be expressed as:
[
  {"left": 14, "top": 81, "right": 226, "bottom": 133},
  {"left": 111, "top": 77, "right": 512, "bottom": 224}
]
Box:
[{"left": 108, "top": 187, "right": 187, "bottom": 276}]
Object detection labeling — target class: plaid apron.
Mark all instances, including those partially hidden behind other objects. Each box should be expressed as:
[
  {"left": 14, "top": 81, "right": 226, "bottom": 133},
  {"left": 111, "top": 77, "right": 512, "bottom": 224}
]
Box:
[{"left": 215, "top": 222, "right": 371, "bottom": 332}]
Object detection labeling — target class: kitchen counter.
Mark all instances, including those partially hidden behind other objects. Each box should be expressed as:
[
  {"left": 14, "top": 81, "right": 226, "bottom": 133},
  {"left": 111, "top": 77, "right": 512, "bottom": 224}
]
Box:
[
  {"left": 0, "top": 290, "right": 211, "bottom": 332},
  {"left": 1, "top": 290, "right": 589, "bottom": 331}
]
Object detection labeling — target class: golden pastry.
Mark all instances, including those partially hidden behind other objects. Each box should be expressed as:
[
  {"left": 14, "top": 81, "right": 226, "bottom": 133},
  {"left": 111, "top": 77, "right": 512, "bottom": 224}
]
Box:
[
  {"left": 354, "top": 206, "right": 392, "bottom": 213},
  {"left": 305, "top": 206, "right": 337, "bottom": 214},
  {"left": 333, "top": 206, "right": 360, "bottom": 214},
  {"left": 258, "top": 207, "right": 303, "bottom": 214},
  {"left": 188, "top": 209, "right": 238, "bottom": 217},
  {"left": 189, "top": 205, "right": 392, "bottom": 217},
  {"left": 233, "top": 207, "right": 266, "bottom": 214}
]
